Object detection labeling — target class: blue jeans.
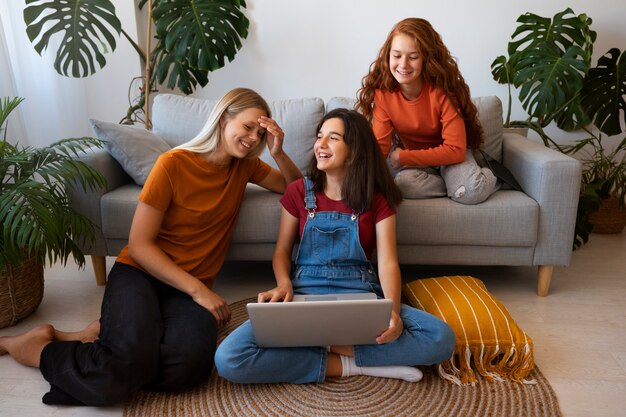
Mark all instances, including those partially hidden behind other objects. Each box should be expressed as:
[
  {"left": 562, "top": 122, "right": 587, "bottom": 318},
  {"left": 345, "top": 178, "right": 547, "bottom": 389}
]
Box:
[
  {"left": 214, "top": 270, "right": 455, "bottom": 384},
  {"left": 39, "top": 263, "right": 218, "bottom": 406},
  {"left": 215, "top": 303, "right": 455, "bottom": 384}
]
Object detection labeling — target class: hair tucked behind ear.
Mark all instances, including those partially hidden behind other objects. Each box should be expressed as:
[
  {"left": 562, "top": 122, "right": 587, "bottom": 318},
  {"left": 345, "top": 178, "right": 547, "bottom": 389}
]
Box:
[
  {"left": 307, "top": 108, "right": 402, "bottom": 212},
  {"left": 355, "top": 18, "right": 483, "bottom": 149},
  {"left": 176, "top": 88, "right": 271, "bottom": 158}
]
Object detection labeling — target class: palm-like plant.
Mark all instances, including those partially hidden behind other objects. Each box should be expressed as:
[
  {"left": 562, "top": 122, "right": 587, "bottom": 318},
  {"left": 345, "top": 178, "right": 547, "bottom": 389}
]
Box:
[
  {"left": 23, "top": 0, "right": 249, "bottom": 125},
  {"left": 1, "top": 97, "right": 107, "bottom": 269}
]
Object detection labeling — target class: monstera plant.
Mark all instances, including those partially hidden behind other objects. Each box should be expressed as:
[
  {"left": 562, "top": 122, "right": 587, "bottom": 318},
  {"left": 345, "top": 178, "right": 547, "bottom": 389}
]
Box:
[
  {"left": 491, "top": 8, "right": 596, "bottom": 143},
  {"left": 492, "top": 8, "right": 626, "bottom": 249},
  {"left": 23, "top": 0, "right": 249, "bottom": 125}
]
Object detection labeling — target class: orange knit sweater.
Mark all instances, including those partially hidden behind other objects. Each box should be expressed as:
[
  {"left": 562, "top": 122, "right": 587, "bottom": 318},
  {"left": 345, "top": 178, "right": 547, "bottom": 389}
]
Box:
[{"left": 372, "top": 84, "right": 466, "bottom": 167}]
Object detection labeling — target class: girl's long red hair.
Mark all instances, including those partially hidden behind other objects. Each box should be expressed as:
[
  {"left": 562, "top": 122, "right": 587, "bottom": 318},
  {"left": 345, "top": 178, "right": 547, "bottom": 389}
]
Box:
[{"left": 355, "top": 18, "right": 483, "bottom": 149}]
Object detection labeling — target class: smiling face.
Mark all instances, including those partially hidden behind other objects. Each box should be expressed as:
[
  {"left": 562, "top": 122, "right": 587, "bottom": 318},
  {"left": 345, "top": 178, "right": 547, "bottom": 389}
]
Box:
[
  {"left": 314, "top": 117, "right": 350, "bottom": 176},
  {"left": 389, "top": 34, "right": 424, "bottom": 97},
  {"left": 219, "top": 107, "right": 267, "bottom": 159}
]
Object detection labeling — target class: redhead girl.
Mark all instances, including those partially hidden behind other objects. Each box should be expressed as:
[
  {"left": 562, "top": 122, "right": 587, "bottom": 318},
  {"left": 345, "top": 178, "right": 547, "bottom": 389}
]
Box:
[
  {"left": 215, "top": 109, "right": 455, "bottom": 384},
  {"left": 356, "top": 18, "right": 498, "bottom": 204},
  {"left": 0, "top": 88, "right": 302, "bottom": 406}
]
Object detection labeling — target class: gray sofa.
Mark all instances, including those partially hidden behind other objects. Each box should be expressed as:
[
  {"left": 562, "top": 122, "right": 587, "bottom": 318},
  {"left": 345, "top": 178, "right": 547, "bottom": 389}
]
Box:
[{"left": 70, "top": 93, "right": 582, "bottom": 296}]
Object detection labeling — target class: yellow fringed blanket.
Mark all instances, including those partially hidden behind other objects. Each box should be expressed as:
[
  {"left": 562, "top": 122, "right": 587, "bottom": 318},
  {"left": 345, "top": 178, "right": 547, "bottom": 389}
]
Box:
[{"left": 402, "top": 276, "right": 535, "bottom": 385}]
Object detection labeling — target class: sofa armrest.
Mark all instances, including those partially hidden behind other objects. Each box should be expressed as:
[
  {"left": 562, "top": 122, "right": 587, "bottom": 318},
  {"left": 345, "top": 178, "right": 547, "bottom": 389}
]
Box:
[
  {"left": 68, "top": 147, "right": 133, "bottom": 255},
  {"left": 502, "top": 133, "right": 582, "bottom": 266}
]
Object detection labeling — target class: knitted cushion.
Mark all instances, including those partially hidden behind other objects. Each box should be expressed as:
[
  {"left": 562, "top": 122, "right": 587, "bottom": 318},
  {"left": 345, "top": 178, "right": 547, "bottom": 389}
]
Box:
[{"left": 402, "top": 275, "right": 534, "bottom": 385}]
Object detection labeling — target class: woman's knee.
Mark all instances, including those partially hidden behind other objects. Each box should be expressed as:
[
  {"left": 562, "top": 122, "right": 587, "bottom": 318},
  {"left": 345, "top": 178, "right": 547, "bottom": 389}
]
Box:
[
  {"left": 446, "top": 166, "right": 498, "bottom": 205},
  {"left": 214, "top": 323, "right": 258, "bottom": 383},
  {"left": 402, "top": 309, "right": 456, "bottom": 365},
  {"left": 394, "top": 169, "right": 446, "bottom": 199}
]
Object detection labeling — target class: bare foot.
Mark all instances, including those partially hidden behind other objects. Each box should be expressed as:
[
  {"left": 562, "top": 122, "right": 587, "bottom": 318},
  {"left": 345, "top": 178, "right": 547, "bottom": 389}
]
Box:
[
  {"left": 0, "top": 324, "right": 55, "bottom": 367},
  {"left": 54, "top": 319, "right": 101, "bottom": 343}
]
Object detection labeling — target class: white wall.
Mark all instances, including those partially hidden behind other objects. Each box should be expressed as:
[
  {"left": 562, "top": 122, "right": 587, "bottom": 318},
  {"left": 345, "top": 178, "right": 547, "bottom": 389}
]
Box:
[{"left": 3, "top": 0, "right": 625, "bottom": 145}]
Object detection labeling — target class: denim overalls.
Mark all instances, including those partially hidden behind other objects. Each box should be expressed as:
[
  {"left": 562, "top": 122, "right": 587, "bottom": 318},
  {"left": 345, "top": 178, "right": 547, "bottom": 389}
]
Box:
[
  {"left": 214, "top": 178, "right": 456, "bottom": 384},
  {"left": 292, "top": 176, "right": 384, "bottom": 297}
]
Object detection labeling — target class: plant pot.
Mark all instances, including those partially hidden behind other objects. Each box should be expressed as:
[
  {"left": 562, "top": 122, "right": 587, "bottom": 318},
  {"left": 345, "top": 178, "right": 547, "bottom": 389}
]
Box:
[
  {"left": 503, "top": 127, "right": 529, "bottom": 137},
  {"left": 589, "top": 195, "right": 626, "bottom": 234},
  {"left": 0, "top": 256, "right": 44, "bottom": 329}
]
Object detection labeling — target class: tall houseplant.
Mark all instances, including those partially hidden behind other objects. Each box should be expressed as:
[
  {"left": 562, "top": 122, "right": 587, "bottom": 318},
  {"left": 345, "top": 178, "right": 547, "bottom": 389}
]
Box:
[
  {"left": 492, "top": 8, "right": 626, "bottom": 248},
  {"left": 23, "top": 0, "right": 249, "bottom": 126},
  {"left": 1, "top": 97, "right": 106, "bottom": 268},
  {"left": 1, "top": 97, "right": 106, "bottom": 327}
]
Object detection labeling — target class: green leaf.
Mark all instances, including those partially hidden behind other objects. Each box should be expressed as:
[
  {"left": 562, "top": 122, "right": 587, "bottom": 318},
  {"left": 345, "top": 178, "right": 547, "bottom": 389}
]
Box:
[
  {"left": 581, "top": 48, "right": 626, "bottom": 136},
  {"left": 1, "top": 98, "right": 107, "bottom": 268},
  {"left": 515, "top": 43, "right": 588, "bottom": 125},
  {"left": 23, "top": 0, "right": 122, "bottom": 77},
  {"left": 150, "top": 0, "right": 249, "bottom": 93},
  {"left": 508, "top": 8, "right": 596, "bottom": 62}
]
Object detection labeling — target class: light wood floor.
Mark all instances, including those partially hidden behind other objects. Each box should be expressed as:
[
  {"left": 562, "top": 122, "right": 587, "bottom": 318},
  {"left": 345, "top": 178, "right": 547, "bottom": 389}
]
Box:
[{"left": 1, "top": 232, "right": 624, "bottom": 417}]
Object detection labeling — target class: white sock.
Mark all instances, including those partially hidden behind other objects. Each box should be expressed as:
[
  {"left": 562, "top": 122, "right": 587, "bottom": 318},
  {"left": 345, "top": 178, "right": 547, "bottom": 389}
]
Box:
[{"left": 339, "top": 355, "right": 423, "bottom": 382}]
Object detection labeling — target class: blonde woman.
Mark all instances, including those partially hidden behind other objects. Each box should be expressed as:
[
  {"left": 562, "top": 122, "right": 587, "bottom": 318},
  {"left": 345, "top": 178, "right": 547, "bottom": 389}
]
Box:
[{"left": 0, "top": 88, "right": 302, "bottom": 406}]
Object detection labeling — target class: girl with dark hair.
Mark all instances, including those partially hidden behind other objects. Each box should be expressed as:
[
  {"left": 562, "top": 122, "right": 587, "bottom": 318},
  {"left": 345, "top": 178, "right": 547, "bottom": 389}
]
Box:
[
  {"left": 215, "top": 108, "right": 455, "bottom": 384},
  {"left": 356, "top": 18, "right": 498, "bottom": 204}
]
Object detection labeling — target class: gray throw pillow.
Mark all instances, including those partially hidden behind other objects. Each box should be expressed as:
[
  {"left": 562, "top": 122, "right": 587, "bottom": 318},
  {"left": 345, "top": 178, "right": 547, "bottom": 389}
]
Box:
[{"left": 89, "top": 119, "right": 172, "bottom": 185}]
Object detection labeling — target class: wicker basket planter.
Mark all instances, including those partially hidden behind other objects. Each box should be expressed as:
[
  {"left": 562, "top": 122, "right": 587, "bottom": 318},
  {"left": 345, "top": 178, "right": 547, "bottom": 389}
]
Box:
[
  {"left": 589, "top": 195, "right": 626, "bottom": 234},
  {"left": 0, "top": 256, "right": 44, "bottom": 329}
]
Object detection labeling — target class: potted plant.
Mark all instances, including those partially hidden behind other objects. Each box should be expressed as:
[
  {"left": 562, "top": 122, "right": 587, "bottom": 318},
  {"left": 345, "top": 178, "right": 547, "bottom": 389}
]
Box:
[
  {"left": 23, "top": 0, "right": 249, "bottom": 126},
  {"left": 563, "top": 131, "right": 626, "bottom": 248},
  {"left": 0, "top": 97, "right": 106, "bottom": 328},
  {"left": 490, "top": 8, "right": 596, "bottom": 143},
  {"left": 492, "top": 8, "right": 626, "bottom": 249}
]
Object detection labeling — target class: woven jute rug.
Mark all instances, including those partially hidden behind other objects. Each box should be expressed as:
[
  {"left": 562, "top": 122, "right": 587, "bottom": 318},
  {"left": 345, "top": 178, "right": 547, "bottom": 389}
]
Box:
[{"left": 123, "top": 298, "right": 562, "bottom": 417}]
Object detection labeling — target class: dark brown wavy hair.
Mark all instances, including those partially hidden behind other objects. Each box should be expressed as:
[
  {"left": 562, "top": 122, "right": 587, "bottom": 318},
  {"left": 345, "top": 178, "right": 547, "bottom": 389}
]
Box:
[
  {"left": 355, "top": 18, "right": 483, "bottom": 149},
  {"left": 307, "top": 108, "right": 402, "bottom": 212}
]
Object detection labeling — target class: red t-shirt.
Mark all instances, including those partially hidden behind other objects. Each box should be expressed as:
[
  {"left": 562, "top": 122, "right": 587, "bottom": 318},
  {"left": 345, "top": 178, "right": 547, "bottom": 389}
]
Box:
[
  {"left": 116, "top": 149, "right": 271, "bottom": 286},
  {"left": 279, "top": 179, "right": 396, "bottom": 259}
]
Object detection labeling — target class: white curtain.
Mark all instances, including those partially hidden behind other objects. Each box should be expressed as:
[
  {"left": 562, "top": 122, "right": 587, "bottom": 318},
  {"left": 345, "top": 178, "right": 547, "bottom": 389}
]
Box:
[
  {"left": 0, "top": 7, "right": 27, "bottom": 146},
  {"left": 0, "top": 1, "right": 140, "bottom": 148}
]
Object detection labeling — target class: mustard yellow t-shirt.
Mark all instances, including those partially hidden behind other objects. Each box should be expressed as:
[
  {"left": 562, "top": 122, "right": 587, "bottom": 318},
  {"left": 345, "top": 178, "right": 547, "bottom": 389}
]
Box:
[{"left": 116, "top": 149, "right": 271, "bottom": 286}]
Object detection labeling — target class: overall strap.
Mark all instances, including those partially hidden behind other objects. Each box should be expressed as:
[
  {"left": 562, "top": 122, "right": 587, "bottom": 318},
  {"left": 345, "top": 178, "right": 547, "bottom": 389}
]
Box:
[{"left": 303, "top": 176, "right": 317, "bottom": 216}]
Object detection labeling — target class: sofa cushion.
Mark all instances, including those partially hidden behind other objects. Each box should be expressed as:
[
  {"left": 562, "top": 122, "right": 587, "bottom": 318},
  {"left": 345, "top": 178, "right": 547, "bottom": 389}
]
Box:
[
  {"left": 261, "top": 98, "right": 325, "bottom": 172},
  {"left": 396, "top": 191, "right": 538, "bottom": 247},
  {"left": 152, "top": 94, "right": 324, "bottom": 172},
  {"left": 101, "top": 184, "right": 142, "bottom": 239},
  {"left": 89, "top": 119, "right": 171, "bottom": 185},
  {"left": 152, "top": 94, "right": 217, "bottom": 147},
  {"left": 326, "top": 96, "right": 504, "bottom": 162},
  {"left": 473, "top": 96, "right": 503, "bottom": 162},
  {"left": 402, "top": 275, "right": 534, "bottom": 384},
  {"left": 230, "top": 184, "right": 283, "bottom": 243},
  {"left": 326, "top": 96, "right": 357, "bottom": 113}
]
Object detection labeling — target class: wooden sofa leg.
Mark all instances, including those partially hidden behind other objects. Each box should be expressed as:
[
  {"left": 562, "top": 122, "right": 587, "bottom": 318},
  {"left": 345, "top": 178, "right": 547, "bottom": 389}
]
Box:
[
  {"left": 92, "top": 255, "right": 107, "bottom": 286},
  {"left": 537, "top": 265, "right": 554, "bottom": 297}
]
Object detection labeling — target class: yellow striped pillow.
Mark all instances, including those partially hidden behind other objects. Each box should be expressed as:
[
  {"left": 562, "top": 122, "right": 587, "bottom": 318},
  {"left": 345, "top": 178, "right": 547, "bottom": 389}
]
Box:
[{"left": 402, "top": 276, "right": 534, "bottom": 385}]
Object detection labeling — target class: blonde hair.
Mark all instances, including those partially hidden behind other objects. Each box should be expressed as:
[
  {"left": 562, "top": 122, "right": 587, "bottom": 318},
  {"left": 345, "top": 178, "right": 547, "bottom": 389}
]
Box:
[{"left": 176, "top": 88, "right": 271, "bottom": 159}]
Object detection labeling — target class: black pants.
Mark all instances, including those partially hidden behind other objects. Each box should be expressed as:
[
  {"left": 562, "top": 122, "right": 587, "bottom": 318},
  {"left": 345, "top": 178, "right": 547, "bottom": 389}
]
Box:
[{"left": 39, "top": 263, "right": 218, "bottom": 406}]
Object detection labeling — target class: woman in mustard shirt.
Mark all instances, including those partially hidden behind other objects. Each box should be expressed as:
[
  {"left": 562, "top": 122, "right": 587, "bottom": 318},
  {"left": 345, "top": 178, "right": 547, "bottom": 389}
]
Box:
[{"left": 0, "top": 88, "right": 302, "bottom": 406}]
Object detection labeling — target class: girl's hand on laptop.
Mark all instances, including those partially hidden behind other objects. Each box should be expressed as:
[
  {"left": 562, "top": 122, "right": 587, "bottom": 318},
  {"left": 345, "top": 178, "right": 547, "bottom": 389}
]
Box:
[
  {"left": 258, "top": 286, "right": 293, "bottom": 303},
  {"left": 376, "top": 310, "right": 403, "bottom": 344}
]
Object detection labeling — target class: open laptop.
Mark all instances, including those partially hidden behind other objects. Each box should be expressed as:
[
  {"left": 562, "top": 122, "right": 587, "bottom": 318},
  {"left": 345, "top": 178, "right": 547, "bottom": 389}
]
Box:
[{"left": 246, "top": 293, "right": 392, "bottom": 348}]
